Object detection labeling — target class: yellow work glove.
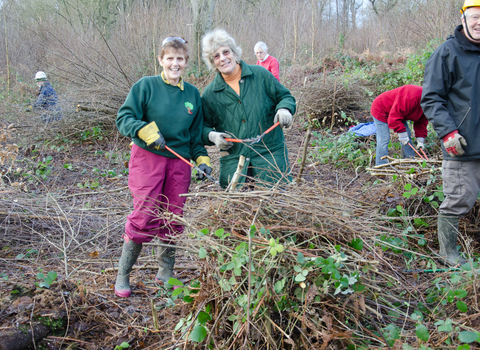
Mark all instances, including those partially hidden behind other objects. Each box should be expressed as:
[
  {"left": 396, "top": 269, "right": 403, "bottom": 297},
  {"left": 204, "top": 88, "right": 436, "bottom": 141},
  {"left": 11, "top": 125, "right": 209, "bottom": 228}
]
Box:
[
  {"left": 195, "top": 156, "right": 212, "bottom": 181},
  {"left": 137, "top": 122, "right": 166, "bottom": 151}
]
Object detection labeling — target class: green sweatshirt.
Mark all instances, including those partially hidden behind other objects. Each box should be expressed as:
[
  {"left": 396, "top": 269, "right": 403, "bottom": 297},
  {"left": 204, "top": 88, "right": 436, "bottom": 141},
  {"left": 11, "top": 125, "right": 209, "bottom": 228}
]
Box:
[{"left": 116, "top": 75, "right": 207, "bottom": 161}]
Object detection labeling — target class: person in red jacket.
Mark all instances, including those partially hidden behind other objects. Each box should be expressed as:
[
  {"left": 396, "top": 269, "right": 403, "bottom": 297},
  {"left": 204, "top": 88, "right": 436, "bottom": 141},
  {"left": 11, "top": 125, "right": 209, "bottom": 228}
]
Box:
[
  {"left": 254, "top": 41, "right": 280, "bottom": 82},
  {"left": 371, "top": 85, "right": 428, "bottom": 166}
]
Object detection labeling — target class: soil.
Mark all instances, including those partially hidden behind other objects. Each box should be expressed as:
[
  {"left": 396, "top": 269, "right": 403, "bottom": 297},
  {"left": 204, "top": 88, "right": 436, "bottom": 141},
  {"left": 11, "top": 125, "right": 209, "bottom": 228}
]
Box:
[{"left": 1, "top": 105, "right": 479, "bottom": 350}]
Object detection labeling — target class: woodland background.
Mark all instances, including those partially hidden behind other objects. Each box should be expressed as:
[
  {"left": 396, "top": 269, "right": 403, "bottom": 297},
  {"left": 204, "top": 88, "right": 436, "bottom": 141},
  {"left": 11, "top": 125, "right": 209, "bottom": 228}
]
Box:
[{"left": 1, "top": 1, "right": 480, "bottom": 350}]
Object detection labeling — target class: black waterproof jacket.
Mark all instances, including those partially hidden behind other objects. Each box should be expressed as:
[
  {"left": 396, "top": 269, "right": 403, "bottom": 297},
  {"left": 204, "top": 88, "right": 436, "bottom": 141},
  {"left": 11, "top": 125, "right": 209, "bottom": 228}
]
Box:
[{"left": 421, "top": 25, "right": 480, "bottom": 161}]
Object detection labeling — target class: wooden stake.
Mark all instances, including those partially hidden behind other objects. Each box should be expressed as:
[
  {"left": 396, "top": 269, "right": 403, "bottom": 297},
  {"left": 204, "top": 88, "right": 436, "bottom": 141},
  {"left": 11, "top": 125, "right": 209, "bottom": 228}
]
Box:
[{"left": 227, "top": 155, "right": 245, "bottom": 192}]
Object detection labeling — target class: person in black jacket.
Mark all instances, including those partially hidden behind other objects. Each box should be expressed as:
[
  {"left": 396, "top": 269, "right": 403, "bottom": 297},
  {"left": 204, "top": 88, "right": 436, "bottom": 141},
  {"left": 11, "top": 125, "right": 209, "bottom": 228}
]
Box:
[{"left": 420, "top": 0, "right": 480, "bottom": 266}]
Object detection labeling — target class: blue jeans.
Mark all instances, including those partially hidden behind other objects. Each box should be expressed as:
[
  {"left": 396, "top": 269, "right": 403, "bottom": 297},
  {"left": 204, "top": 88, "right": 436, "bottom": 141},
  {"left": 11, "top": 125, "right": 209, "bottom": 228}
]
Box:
[{"left": 373, "top": 118, "right": 415, "bottom": 166}]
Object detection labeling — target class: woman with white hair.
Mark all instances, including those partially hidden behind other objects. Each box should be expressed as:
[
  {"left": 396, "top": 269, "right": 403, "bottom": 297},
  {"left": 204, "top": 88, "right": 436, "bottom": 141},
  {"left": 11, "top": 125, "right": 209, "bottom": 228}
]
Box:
[
  {"left": 201, "top": 28, "right": 296, "bottom": 189},
  {"left": 254, "top": 41, "right": 280, "bottom": 82}
]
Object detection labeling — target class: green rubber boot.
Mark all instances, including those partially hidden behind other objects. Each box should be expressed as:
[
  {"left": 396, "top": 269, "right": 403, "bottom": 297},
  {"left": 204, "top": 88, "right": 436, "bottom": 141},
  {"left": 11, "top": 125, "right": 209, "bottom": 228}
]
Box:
[
  {"left": 114, "top": 238, "right": 142, "bottom": 298},
  {"left": 438, "top": 215, "right": 467, "bottom": 266},
  {"left": 155, "top": 245, "right": 176, "bottom": 285}
]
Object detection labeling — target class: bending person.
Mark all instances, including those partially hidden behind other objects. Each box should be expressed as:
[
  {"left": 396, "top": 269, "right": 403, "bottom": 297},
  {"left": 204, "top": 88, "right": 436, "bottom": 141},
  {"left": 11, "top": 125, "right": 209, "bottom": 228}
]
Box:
[
  {"left": 201, "top": 29, "right": 295, "bottom": 189},
  {"left": 371, "top": 85, "right": 428, "bottom": 166},
  {"left": 115, "top": 36, "right": 211, "bottom": 297}
]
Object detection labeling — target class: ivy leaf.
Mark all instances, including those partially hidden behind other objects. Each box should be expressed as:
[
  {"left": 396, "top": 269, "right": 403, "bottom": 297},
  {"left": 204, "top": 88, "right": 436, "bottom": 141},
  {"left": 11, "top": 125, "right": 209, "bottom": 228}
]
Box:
[
  {"left": 172, "top": 288, "right": 184, "bottom": 297},
  {"left": 295, "top": 273, "right": 306, "bottom": 282},
  {"left": 415, "top": 324, "right": 429, "bottom": 342},
  {"left": 188, "top": 325, "right": 207, "bottom": 342},
  {"left": 437, "top": 319, "right": 453, "bottom": 332},
  {"left": 38, "top": 282, "right": 50, "bottom": 288},
  {"left": 168, "top": 278, "right": 184, "bottom": 286},
  {"left": 349, "top": 238, "right": 363, "bottom": 251},
  {"left": 458, "top": 331, "right": 480, "bottom": 343},
  {"left": 197, "top": 311, "right": 212, "bottom": 326},
  {"left": 297, "top": 252, "right": 305, "bottom": 264},
  {"left": 198, "top": 247, "right": 207, "bottom": 259},
  {"left": 457, "top": 300, "right": 468, "bottom": 313}
]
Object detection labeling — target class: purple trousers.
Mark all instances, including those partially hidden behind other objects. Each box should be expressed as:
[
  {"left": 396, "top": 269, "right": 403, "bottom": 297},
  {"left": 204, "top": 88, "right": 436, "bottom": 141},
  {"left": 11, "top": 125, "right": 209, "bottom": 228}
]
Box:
[{"left": 124, "top": 144, "right": 191, "bottom": 244}]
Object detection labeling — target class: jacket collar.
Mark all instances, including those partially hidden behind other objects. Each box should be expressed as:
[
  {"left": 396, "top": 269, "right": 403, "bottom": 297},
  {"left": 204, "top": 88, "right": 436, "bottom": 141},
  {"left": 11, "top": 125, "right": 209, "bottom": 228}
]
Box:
[
  {"left": 212, "top": 61, "right": 252, "bottom": 92},
  {"left": 453, "top": 25, "right": 480, "bottom": 52}
]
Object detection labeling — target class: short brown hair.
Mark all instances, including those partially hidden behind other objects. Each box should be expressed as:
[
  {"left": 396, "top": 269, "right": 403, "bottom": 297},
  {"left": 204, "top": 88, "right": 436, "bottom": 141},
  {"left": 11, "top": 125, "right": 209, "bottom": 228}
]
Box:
[{"left": 159, "top": 37, "right": 189, "bottom": 62}]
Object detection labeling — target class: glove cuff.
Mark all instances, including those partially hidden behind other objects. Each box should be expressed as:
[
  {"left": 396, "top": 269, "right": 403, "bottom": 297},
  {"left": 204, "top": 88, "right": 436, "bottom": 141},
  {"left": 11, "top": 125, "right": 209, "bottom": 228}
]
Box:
[
  {"left": 442, "top": 130, "right": 458, "bottom": 142},
  {"left": 398, "top": 132, "right": 408, "bottom": 138},
  {"left": 138, "top": 122, "right": 160, "bottom": 142},
  {"left": 208, "top": 131, "right": 215, "bottom": 143},
  {"left": 196, "top": 156, "right": 211, "bottom": 167},
  {"left": 416, "top": 137, "right": 425, "bottom": 143}
]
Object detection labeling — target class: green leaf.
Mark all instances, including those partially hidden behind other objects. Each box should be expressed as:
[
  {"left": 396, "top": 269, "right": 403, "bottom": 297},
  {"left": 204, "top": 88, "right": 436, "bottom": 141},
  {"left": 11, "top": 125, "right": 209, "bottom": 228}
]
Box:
[
  {"left": 47, "top": 271, "right": 57, "bottom": 281},
  {"left": 269, "top": 238, "right": 276, "bottom": 247},
  {"left": 297, "top": 252, "right": 305, "bottom": 264},
  {"left": 183, "top": 296, "right": 194, "bottom": 303},
  {"left": 437, "top": 318, "right": 453, "bottom": 332},
  {"left": 403, "top": 192, "right": 412, "bottom": 199},
  {"left": 416, "top": 324, "right": 429, "bottom": 341},
  {"left": 349, "top": 238, "right": 363, "bottom": 251},
  {"left": 404, "top": 183, "right": 412, "bottom": 191},
  {"left": 172, "top": 288, "right": 184, "bottom": 297},
  {"left": 199, "top": 247, "right": 207, "bottom": 259},
  {"left": 120, "top": 342, "right": 129, "bottom": 349},
  {"left": 456, "top": 300, "right": 468, "bottom": 313},
  {"left": 168, "top": 278, "right": 184, "bottom": 286},
  {"left": 197, "top": 311, "right": 212, "bottom": 326},
  {"left": 274, "top": 278, "right": 286, "bottom": 294},
  {"left": 189, "top": 325, "right": 207, "bottom": 342},
  {"left": 458, "top": 331, "right": 480, "bottom": 343},
  {"left": 454, "top": 289, "right": 468, "bottom": 299},
  {"left": 36, "top": 273, "right": 45, "bottom": 280},
  {"left": 214, "top": 228, "right": 225, "bottom": 238},
  {"left": 295, "top": 273, "right": 306, "bottom": 282},
  {"left": 457, "top": 345, "right": 470, "bottom": 350},
  {"left": 38, "top": 282, "right": 50, "bottom": 288}
]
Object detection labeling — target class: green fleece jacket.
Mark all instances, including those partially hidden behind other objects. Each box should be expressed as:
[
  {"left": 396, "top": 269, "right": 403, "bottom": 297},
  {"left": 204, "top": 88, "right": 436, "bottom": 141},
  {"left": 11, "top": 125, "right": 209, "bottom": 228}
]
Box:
[
  {"left": 116, "top": 75, "right": 207, "bottom": 161},
  {"left": 202, "top": 61, "right": 296, "bottom": 188}
]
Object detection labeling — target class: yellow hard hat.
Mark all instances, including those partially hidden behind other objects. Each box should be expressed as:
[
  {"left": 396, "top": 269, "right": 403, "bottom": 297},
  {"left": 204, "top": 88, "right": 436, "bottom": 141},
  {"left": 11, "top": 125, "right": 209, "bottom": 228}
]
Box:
[{"left": 462, "top": 0, "right": 480, "bottom": 13}]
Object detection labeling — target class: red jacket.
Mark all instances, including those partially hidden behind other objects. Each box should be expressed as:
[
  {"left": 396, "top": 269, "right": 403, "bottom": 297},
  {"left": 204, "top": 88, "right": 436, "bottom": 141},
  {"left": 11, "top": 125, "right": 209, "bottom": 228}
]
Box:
[
  {"left": 371, "top": 85, "right": 428, "bottom": 138},
  {"left": 257, "top": 55, "right": 280, "bottom": 82}
]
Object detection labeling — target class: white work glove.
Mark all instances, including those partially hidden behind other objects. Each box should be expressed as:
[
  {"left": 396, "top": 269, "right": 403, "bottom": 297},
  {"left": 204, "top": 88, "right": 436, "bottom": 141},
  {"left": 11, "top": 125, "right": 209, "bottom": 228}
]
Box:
[
  {"left": 274, "top": 108, "right": 293, "bottom": 128},
  {"left": 416, "top": 137, "right": 425, "bottom": 149},
  {"left": 398, "top": 132, "right": 409, "bottom": 145},
  {"left": 442, "top": 130, "right": 467, "bottom": 157},
  {"left": 208, "top": 131, "right": 233, "bottom": 150}
]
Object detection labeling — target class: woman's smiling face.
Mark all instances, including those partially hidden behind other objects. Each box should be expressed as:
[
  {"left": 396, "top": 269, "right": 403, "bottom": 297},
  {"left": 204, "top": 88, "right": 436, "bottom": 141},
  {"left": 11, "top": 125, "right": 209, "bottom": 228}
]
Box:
[
  {"left": 212, "top": 46, "right": 237, "bottom": 75},
  {"left": 158, "top": 49, "right": 186, "bottom": 85}
]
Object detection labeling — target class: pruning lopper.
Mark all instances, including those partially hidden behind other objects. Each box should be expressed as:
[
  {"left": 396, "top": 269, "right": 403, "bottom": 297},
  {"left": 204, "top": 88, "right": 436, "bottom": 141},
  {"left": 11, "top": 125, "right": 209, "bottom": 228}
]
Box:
[
  {"left": 164, "top": 146, "right": 221, "bottom": 187},
  {"left": 224, "top": 121, "right": 280, "bottom": 145},
  {"left": 407, "top": 142, "right": 429, "bottom": 160},
  {"left": 129, "top": 141, "right": 221, "bottom": 187}
]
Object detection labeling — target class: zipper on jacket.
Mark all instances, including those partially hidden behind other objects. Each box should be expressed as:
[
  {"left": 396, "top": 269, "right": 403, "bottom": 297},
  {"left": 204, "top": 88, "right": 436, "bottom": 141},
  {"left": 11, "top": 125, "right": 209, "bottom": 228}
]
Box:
[{"left": 457, "top": 107, "right": 471, "bottom": 128}]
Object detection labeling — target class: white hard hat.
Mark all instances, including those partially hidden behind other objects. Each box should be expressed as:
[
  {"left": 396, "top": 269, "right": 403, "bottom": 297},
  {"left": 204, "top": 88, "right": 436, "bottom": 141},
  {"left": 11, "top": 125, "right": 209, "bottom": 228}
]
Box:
[{"left": 35, "top": 71, "right": 47, "bottom": 81}]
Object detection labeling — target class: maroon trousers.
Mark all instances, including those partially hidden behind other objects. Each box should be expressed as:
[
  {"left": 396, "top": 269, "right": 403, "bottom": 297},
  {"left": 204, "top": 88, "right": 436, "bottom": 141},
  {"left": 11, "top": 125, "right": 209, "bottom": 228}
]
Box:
[{"left": 124, "top": 144, "right": 191, "bottom": 244}]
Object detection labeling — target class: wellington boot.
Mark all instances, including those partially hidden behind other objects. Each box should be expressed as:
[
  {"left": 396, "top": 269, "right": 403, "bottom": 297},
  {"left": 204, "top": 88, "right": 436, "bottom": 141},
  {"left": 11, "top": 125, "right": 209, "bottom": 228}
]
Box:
[
  {"left": 155, "top": 245, "right": 176, "bottom": 285},
  {"left": 438, "top": 215, "right": 467, "bottom": 266},
  {"left": 114, "top": 239, "right": 142, "bottom": 298}
]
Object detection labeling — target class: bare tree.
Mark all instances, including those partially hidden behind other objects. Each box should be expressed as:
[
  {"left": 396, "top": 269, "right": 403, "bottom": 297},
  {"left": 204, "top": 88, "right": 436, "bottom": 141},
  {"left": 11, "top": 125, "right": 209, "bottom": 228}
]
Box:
[{"left": 368, "top": 0, "right": 399, "bottom": 16}]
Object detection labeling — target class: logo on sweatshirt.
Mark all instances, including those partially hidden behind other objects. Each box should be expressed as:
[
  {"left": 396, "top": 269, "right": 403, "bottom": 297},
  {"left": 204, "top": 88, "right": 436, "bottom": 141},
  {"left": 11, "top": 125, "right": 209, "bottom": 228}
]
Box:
[{"left": 185, "top": 102, "right": 194, "bottom": 114}]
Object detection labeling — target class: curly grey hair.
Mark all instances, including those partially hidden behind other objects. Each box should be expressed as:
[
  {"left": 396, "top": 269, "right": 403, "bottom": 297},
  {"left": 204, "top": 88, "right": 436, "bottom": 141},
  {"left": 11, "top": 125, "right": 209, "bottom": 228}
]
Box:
[
  {"left": 254, "top": 41, "right": 268, "bottom": 53},
  {"left": 202, "top": 28, "right": 242, "bottom": 70}
]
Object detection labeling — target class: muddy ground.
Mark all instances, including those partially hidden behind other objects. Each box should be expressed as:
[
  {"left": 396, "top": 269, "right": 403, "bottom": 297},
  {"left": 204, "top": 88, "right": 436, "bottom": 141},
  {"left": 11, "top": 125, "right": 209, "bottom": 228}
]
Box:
[{"left": 1, "top": 103, "right": 479, "bottom": 350}]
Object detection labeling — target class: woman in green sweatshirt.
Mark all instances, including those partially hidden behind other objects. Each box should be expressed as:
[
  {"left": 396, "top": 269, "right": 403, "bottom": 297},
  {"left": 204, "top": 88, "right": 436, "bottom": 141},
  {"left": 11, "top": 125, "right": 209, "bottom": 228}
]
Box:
[{"left": 114, "top": 37, "right": 211, "bottom": 297}]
